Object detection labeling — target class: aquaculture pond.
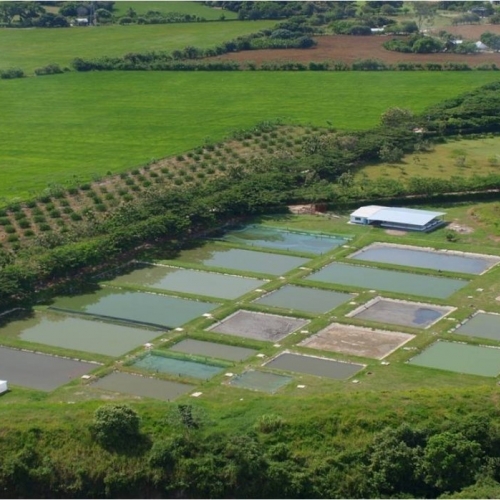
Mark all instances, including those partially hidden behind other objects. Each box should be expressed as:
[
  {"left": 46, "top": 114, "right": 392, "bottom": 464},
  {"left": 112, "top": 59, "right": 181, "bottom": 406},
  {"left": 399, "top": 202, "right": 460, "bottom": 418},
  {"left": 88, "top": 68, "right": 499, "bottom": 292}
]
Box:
[
  {"left": 229, "top": 370, "right": 292, "bottom": 393},
  {"left": 3, "top": 311, "right": 160, "bottom": 357},
  {"left": 266, "top": 352, "right": 364, "bottom": 380},
  {"left": 254, "top": 285, "right": 353, "bottom": 314},
  {"left": 208, "top": 310, "right": 309, "bottom": 342},
  {"left": 108, "top": 263, "right": 266, "bottom": 300},
  {"left": 0, "top": 346, "right": 98, "bottom": 391},
  {"left": 173, "top": 244, "right": 309, "bottom": 275},
  {"left": 350, "top": 243, "right": 500, "bottom": 275},
  {"left": 220, "top": 224, "right": 347, "bottom": 254},
  {"left": 454, "top": 312, "right": 500, "bottom": 342},
  {"left": 408, "top": 341, "right": 500, "bottom": 377},
  {"left": 169, "top": 339, "right": 256, "bottom": 362},
  {"left": 93, "top": 372, "right": 195, "bottom": 401},
  {"left": 307, "top": 262, "right": 466, "bottom": 299},
  {"left": 132, "top": 354, "right": 224, "bottom": 380},
  {"left": 50, "top": 287, "right": 217, "bottom": 329},
  {"left": 348, "top": 298, "right": 454, "bottom": 329}
]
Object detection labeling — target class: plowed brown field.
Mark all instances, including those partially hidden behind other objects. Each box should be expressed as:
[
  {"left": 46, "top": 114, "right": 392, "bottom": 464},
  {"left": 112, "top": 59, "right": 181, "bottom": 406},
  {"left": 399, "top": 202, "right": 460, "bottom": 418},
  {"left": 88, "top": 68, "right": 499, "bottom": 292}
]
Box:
[{"left": 211, "top": 34, "right": 500, "bottom": 66}]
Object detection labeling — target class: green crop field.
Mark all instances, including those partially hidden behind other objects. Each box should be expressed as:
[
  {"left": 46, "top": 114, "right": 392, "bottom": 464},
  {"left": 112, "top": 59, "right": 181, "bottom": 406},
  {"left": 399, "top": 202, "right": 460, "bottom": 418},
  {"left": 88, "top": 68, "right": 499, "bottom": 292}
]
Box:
[
  {"left": 0, "top": 20, "right": 274, "bottom": 73},
  {"left": 113, "top": 1, "right": 238, "bottom": 20},
  {"left": 1, "top": 71, "right": 499, "bottom": 201}
]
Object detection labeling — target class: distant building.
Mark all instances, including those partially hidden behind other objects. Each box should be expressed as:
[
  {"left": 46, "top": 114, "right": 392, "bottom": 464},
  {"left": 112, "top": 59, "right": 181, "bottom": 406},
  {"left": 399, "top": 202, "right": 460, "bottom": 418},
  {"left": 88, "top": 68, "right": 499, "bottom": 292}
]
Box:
[
  {"left": 349, "top": 205, "right": 445, "bottom": 232},
  {"left": 74, "top": 18, "right": 89, "bottom": 26}
]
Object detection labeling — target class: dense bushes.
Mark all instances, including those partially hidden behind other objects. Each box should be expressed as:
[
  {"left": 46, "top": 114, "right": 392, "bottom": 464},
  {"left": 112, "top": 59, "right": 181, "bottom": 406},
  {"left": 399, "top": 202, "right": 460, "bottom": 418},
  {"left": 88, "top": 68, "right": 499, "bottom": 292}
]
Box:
[
  {"left": 0, "top": 68, "right": 24, "bottom": 79},
  {"left": 34, "top": 63, "right": 65, "bottom": 76}
]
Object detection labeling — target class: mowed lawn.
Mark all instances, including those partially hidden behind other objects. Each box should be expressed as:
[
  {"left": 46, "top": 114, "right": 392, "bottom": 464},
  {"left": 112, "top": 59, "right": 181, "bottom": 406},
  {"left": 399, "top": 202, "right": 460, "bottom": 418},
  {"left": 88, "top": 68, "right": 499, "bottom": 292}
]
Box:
[
  {"left": 0, "top": 20, "right": 273, "bottom": 73},
  {"left": 1, "top": 71, "right": 499, "bottom": 201},
  {"left": 113, "top": 1, "right": 238, "bottom": 20}
]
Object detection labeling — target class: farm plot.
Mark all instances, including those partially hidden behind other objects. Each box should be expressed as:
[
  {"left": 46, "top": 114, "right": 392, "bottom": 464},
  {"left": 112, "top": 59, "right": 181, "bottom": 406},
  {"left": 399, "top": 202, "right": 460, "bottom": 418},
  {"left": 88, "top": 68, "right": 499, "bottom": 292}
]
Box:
[
  {"left": 213, "top": 34, "right": 500, "bottom": 66},
  {"left": 300, "top": 323, "right": 415, "bottom": 359},
  {"left": 207, "top": 310, "right": 309, "bottom": 342}
]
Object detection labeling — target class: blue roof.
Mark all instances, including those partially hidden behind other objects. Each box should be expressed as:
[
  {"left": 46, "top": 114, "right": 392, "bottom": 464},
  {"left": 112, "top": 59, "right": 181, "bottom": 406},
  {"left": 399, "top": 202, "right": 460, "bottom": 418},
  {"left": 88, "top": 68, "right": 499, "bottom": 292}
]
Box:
[{"left": 370, "top": 207, "right": 445, "bottom": 226}]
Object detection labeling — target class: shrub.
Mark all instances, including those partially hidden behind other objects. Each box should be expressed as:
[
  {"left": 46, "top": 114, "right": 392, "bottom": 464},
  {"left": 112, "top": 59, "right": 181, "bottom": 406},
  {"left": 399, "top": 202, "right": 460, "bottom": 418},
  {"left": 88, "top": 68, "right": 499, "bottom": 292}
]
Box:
[
  {"left": 70, "top": 212, "right": 82, "bottom": 221},
  {"left": 0, "top": 68, "right": 25, "bottom": 80},
  {"left": 18, "top": 220, "right": 30, "bottom": 229},
  {"left": 39, "top": 223, "right": 51, "bottom": 232},
  {"left": 4, "top": 226, "right": 16, "bottom": 234},
  {"left": 6, "top": 234, "right": 18, "bottom": 243},
  {"left": 255, "top": 414, "right": 286, "bottom": 433},
  {"left": 34, "top": 64, "right": 64, "bottom": 76},
  {"left": 92, "top": 404, "right": 141, "bottom": 450}
]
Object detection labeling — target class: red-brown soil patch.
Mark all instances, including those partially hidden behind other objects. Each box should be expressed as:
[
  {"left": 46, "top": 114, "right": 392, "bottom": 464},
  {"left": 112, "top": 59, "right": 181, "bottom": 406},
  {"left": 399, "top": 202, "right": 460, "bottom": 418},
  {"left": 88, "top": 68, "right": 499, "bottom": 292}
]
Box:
[
  {"left": 210, "top": 35, "right": 500, "bottom": 66},
  {"left": 434, "top": 23, "right": 500, "bottom": 39}
]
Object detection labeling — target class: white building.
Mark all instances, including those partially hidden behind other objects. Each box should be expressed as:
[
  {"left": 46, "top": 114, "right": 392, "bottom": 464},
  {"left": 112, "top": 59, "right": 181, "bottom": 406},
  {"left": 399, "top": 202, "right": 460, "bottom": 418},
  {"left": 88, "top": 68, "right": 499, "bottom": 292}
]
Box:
[
  {"left": 350, "top": 205, "right": 445, "bottom": 232},
  {"left": 0, "top": 380, "right": 7, "bottom": 395}
]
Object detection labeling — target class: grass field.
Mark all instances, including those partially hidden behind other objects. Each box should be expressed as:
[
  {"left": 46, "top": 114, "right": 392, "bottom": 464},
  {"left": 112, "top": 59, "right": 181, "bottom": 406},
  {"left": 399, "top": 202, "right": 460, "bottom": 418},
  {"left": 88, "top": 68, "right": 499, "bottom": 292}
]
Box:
[
  {"left": 1, "top": 71, "right": 499, "bottom": 201},
  {"left": 112, "top": 1, "right": 238, "bottom": 20},
  {"left": 0, "top": 20, "right": 273, "bottom": 73},
  {"left": 357, "top": 136, "right": 500, "bottom": 182}
]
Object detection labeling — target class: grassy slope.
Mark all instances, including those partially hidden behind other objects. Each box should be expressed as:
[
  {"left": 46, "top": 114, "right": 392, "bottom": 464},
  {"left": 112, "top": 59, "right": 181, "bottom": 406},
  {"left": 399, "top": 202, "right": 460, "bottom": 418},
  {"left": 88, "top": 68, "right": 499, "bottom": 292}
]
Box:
[
  {"left": 357, "top": 135, "right": 500, "bottom": 181},
  {"left": 0, "top": 20, "right": 273, "bottom": 73},
  {"left": 1, "top": 71, "right": 499, "bottom": 201},
  {"left": 113, "top": 1, "right": 238, "bottom": 20}
]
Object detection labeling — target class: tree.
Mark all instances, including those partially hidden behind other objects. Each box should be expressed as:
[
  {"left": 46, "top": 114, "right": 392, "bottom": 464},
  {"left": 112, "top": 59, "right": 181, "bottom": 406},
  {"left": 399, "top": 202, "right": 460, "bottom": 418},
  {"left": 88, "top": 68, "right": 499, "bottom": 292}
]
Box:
[
  {"left": 413, "top": 2, "right": 437, "bottom": 31},
  {"left": 380, "top": 107, "right": 415, "bottom": 128},
  {"left": 91, "top": 404, "right": 141, "bottom": 450},
  {"left": 481, "top": 31, "right": 500, "bottom": 51},
  {"left": 422, "top": 431, "right": 483, "bottom": 493},
  {"left": 412, "top": 36, "right": 444, "bottom": 53}
]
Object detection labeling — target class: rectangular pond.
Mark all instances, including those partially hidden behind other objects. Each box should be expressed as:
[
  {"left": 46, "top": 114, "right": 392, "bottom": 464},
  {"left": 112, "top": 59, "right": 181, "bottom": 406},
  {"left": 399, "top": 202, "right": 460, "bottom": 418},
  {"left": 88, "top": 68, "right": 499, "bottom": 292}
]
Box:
[
  {"left": 132, "top": 353, "right": 224, "bottom": 380},
  {"left": 169, "top": 339, "right": 257, "bottom": 362},
  {"left": 254, "top": 285, "right": 353, "bottom": 314},
  {"left": 408, "top": 341, "right": 500, "bottom": 377},
  {"left": 220, "top": 224, "right": 347, "bottom": 254},
  {"left": 0, "top": 346, "right": 98, "bottom": 391},
  {"left": 50, "top": 287, "right": 217, "bottom": 329},
  {"left": 207, "top": 310, "right": 309, "bottom": 342},
  {"left": 108, "top": 263, "right": 266, "bottom": 300},
  {"left": 348, "top": 297, "right": 454, "bottom": 329},
  {"left": 175, "top": 244, "right": 309, "bottom": 275},
  {"left": 265, "top": 352, "right": 364, "bottom": 380},
  {"left": 349, "top": 243, "right": 500, "bottom": 275},
  {"left": 300, "top": 323, "right": 415, "bottom": 359},
  {"left": 229, "top": 370, "right": 292, "bottom": 393},
  {"left": 454, "top": 312, "right": 500, "bottom": 342},
  {"left": 93, "top": 372, "right": 195, "bottom": 401},
  {"left": 307, "top": 262, "right": 466, "bottom": 299},
  {"left": 3, "top": 311, "right": 161, "bottom": 357}
]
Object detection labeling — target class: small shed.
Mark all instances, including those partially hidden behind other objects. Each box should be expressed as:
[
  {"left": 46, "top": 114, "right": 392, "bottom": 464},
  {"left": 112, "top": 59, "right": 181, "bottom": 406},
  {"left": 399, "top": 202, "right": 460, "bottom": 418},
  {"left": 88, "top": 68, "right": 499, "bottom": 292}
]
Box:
[
  {"left": 0, "top": 380, "right": 7, "bottom": 394},
  {"left": 350, "top": 205, "right": 445, "bottom": 232}
]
